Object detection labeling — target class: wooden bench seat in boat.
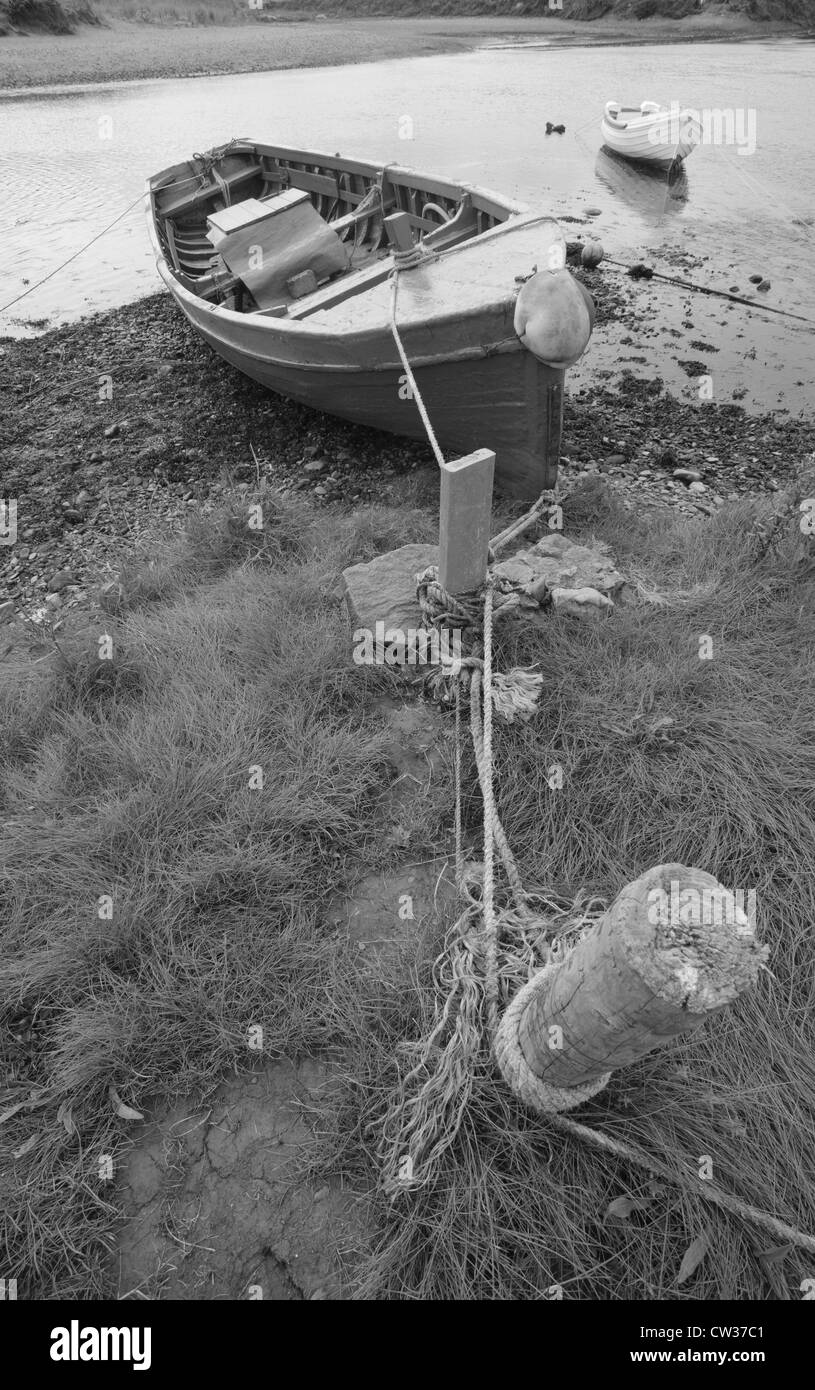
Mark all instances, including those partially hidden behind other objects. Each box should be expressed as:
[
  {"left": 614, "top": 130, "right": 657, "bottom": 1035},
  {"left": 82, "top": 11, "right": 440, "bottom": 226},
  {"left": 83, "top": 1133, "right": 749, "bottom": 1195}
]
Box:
[{"left": 158, "top": 163, "right": 263, "bottom": 221}]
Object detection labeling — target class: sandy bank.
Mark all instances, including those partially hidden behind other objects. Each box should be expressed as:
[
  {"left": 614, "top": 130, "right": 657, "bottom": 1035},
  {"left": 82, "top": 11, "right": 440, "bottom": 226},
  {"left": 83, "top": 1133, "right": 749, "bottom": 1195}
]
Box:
[{"left": 0, "top": 14, "right": 804, "bottom": 93}]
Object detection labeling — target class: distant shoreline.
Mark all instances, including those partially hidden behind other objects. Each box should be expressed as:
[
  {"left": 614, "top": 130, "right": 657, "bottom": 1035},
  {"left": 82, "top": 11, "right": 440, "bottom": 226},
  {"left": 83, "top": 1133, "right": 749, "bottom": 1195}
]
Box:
[{"left": 0, "top": 14, "right": 808, "bottom": 95}]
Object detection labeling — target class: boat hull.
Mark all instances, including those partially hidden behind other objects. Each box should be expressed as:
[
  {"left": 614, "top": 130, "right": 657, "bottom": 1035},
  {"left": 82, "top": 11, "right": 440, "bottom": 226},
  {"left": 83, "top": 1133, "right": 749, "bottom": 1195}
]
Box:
[
  {"left": 171, "top": 283, "right": 565, "bottom": 499},
  {"left": 601, "top": 109, "right": 701, "bottom": 167},
  {"left": 147, "top": 142, "right": 586, "bottom": 499}
]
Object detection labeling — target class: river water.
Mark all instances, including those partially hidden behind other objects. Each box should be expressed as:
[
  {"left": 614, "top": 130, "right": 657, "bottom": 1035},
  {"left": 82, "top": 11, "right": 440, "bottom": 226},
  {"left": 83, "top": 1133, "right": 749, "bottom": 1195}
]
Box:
[{"left": 1, "top": 37, "right": 813, "bottom": 413}]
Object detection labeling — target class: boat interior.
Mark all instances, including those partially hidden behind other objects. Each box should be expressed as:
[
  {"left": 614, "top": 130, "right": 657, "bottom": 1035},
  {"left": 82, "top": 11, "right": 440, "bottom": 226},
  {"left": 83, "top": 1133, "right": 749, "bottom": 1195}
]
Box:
[{"left": 149, "top": 140, "right": 523, "bottom": 322}]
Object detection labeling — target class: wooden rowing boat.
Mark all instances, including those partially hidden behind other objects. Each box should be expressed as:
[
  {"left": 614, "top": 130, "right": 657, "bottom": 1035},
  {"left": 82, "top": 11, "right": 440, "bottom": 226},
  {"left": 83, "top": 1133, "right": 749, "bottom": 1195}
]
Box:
[
  {"left": 146, "top": 140, "right": 594, "bottom": 499},
  {"left": 601, "top": 101, "right": 702, "bottom": 168}
]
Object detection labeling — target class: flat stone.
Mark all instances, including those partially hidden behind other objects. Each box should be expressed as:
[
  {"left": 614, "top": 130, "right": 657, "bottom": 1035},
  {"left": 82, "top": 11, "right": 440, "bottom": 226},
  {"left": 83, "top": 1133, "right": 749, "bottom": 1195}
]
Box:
[
  {"left": 342, "top": 543, "right": 438, "bottom": 634},
  {"left": 688, "top": 481, "right": 707, "bottom": 494},
  {"left": 673, "top": 467, "right": 703, "bottom": 483},
  {"left": 303, "top": 458, "right": 328, "bottom": 474},
  {"left": 48, "top": 569, "right": 75, "bottom": 592},
  {"left": 492, "top": 533, "right": 626, "bottom": 603},
  {"left": 551, "top": 586, "right": 614, "bottom": 618}
]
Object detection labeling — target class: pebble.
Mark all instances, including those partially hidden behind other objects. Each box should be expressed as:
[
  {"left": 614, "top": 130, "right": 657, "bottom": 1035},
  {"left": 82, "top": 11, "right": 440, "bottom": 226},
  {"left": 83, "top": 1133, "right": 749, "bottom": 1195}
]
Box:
[
  {"left": 757, "top": 280, "right": 771, "bottom": 292},
  {"left": 749, "top": 274, "right": 763, "bottom": 285},
  {"left": 585, "top": 207, "right": 602, "bottom": 216},
  {"left": 604, "top": 453, "right": 627, "bottom": 467},
  {"left": 0, "top": 600, "right": 15, "bottom": 624},
  {"left": 673, "top": 467, "right": 703, "bottom": 483},
  {"left": 48, "top": 569, "right": 75, "bottom": 592},
  {"left": 688, "top": 481, "right": 707, "bottom": 494},
  {"left": 103, "top": 423, "right": 120, "bottom": 439},
  {"left": 303, "top": 458, "right": 328, "bottom": 474}
]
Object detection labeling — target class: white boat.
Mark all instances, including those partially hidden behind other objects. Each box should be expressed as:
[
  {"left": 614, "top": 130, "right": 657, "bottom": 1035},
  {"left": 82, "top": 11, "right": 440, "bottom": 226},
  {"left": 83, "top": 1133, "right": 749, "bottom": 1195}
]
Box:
[{"left": 600, "top": 100, "right": 702, "bottom": 168}]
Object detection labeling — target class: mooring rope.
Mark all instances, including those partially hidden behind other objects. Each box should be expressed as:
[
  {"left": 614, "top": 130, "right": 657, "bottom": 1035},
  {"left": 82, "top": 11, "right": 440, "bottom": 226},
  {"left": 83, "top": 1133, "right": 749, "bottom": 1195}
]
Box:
[
  {"left": 0, "top": 191, "right": 148, "bottom": 317},
  {"left": 388, "top": 248, "right": 446, "bottom": 469}
]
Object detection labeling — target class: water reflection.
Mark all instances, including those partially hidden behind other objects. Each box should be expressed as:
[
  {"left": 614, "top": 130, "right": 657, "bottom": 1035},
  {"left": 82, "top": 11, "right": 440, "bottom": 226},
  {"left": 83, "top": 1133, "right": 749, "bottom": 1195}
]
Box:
[{"left": 594, "top": 147, "right": 689, "bottom": 218}]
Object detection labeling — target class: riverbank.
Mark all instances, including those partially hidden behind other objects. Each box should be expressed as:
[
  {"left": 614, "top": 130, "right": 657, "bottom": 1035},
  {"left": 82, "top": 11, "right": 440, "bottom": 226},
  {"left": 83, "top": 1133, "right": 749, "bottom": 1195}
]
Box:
[
  {"left": 3, "top": 287, "right": 815, "bottom": 1301},
  {"left": 2, "top": 277, "right": 812, "bottom": 627},
  {"left": 0, "top": 12, "right": 807, "bottom": 92}
]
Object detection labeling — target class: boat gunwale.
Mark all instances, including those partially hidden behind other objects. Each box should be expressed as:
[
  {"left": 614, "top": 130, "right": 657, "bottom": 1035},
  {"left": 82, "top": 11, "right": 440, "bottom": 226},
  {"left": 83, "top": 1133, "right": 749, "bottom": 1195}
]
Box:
[
  {"left": 146, "top": 141, "right": 529, "bottom": 224},
  {"left": 145, "top": 144, "right": 557, "bottom": 348}
]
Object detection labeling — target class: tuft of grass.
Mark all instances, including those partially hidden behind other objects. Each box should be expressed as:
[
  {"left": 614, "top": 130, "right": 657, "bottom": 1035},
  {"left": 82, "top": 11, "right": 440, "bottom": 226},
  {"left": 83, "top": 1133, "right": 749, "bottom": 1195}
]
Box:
[
  {"left": 3, "top": 478, "right": 814, "bottom": 1300},
  {"left": 316, "top": 484, "right": 815, "bottom": 1300},
  {"left": 0, "top": 490, "right": 433, "bottom": 1297}
]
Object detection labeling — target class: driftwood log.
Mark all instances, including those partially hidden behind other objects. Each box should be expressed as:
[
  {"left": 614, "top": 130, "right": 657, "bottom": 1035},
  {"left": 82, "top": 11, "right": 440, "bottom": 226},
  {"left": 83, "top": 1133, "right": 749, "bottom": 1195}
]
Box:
[{"left": 495, "top": 863, "right": 767, "bottom": 1107}]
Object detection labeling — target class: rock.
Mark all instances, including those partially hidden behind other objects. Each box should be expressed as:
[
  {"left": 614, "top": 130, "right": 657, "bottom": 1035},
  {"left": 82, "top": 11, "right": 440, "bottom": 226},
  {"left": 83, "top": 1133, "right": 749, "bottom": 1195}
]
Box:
[
  {"left": 342, "top": 542, "right": 438, "bottom": 634},
  {"left": 74, "top": 490, "right": 90, "bottom": 506},
  {"left": 492, "top": 533, "right": 626, "bottom": 603},
  {"left": 749, "top": 274, "right": 763, "bottom": 285},
  {"left": 581, "top": 240, "right": 604, "bottom": 269},
  {"left": 48, "top": 569, "right": 75, "bottom": 592},
  {"left": 688, "top": 481, "right": 707, "bottom": 494},
  {"left": 729, "top": 286, "right": 740, "bottom": 294},
  {"left": 63, "top": 509, "right": 83, "bottom": 523},
  {"left": 104, "top": 423, "right": 120, "bottom": 439},
  {"left": 603, "top": 453, "right": 627, "bottom": 467},
  {"left": 303, "top": 458, "right": 328, "bottom": 474},
  {"left": 585, "top": 207, "right": 602, "bottom": 217},
  {"left": 137, "top": 435, "right": 170, "bottom": 462},
  {"left": 45, "top": 592, "right": 62, "bottom": 609},
  {"left": 673, "top": 467, "right": 703, "bottom": 484},
  {"left": 757, "top": 280, "right": 771, "bottom": 292},
  {"left": 0, "top": 600, "right": 15, "bottom": 624},
  {"left": 551, "top": 586, "right": 614, "bottom": 618}
]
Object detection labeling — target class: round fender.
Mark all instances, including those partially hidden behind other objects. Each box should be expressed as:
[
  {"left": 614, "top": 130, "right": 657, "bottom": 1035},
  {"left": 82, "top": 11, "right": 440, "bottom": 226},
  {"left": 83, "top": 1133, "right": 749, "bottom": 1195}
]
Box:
[{"left": 513, "top": 269, "right": 595, "bottom": 369}]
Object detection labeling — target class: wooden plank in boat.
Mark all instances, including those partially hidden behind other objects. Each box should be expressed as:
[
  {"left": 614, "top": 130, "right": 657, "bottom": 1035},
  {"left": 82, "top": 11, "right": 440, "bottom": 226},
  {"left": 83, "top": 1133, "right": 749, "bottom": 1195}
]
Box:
[
  {"left": 207, "top": 192, "right": 349, "bottom": 310},
  {"left": 158, "top": 163, "right": 262, "bottom": 220}
]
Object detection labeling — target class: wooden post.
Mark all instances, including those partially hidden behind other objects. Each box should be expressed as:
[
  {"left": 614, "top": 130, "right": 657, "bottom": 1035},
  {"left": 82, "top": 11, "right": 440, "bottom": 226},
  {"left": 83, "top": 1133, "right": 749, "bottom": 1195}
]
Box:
[
  {"left": 384, "top": 211, "right": 415, "bottom": 254},
  {"left": 500, "top": 864, "right": 766, "bottom": 1091},
  {"left": 438, "top": 449, "right": 495, "bottom": 596}
]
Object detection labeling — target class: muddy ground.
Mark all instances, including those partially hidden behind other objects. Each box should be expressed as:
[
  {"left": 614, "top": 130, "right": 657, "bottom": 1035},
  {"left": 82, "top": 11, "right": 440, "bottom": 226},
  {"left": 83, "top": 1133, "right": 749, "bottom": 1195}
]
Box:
[{"left": 110, "top": 694, "right": 455, "bottom": 1300}]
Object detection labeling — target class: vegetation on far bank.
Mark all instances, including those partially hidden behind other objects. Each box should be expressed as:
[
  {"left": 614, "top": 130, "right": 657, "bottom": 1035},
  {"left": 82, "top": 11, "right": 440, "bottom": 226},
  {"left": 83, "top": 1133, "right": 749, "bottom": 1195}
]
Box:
[{"left": 0, "top": 0, "right": 810, "bottom": 39}]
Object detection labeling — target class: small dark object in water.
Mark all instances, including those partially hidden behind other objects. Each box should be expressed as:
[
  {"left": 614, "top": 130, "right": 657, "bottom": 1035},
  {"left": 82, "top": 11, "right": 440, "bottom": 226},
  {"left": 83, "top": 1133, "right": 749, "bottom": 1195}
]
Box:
[
  {"left": 546, "top": 122, "right": 554, "bottom": 134},
  {"left": 749, "top": 274, "right": 763, "bottom": 284},
  {"left": 628, "top": 263, "right": 654, "bottom": 280},
  {"left": 757, "top": 279, "right": 771, "bottom": 292},
  {"left": 546, "top": 122, "right": 566, "bottom": 134}
]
